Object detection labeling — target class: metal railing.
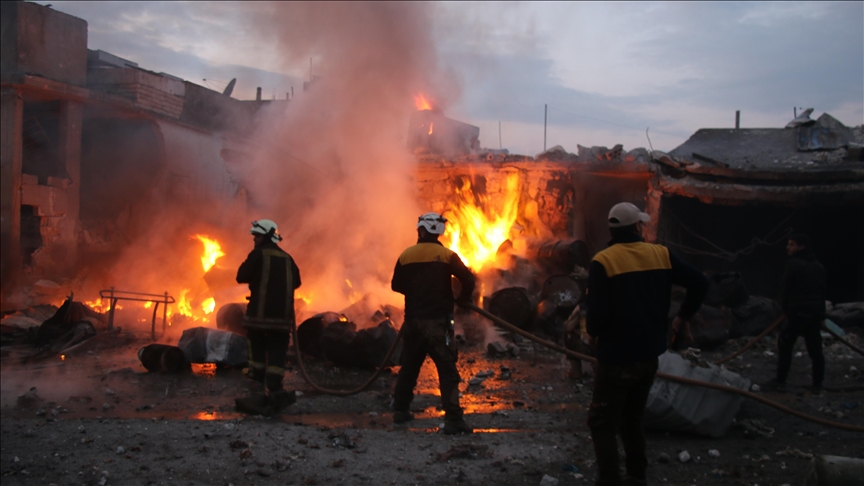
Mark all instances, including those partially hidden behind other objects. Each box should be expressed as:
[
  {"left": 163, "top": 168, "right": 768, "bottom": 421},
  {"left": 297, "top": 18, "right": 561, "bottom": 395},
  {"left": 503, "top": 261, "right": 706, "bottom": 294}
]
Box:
[{"left": 98, "top": 288, "right": 175, "bottom": 340}]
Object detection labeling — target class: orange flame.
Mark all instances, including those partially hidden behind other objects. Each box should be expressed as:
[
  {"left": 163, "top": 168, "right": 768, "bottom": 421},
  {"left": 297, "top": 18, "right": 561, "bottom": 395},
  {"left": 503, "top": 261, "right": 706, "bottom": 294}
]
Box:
[
  {"left": 428, "top": 122, "right": 434, "bottom": 135},
  {"left": 201, "top": 297, "right": 216, "bottom": 314},
  {"left": 194, "top": 235, "right": 225, "bottom": 273},
  {"left": 414, "top": 93, "right": 433, "bottom": 111},
  {"left": 442, "top": 172, "right": 521, "bottom": 271}
]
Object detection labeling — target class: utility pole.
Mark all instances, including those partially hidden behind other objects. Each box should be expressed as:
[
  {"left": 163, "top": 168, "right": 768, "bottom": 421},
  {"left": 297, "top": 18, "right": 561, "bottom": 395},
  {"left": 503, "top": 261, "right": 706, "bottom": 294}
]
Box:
[
  {"left": 544, "top": 104, "right": 547, "bottom": 151},
  {"left": 498, "top": 121, "right": 502, "bottom": 150},
  {"left": 735, "top": 110, "right": 740, "bottom": 129}
]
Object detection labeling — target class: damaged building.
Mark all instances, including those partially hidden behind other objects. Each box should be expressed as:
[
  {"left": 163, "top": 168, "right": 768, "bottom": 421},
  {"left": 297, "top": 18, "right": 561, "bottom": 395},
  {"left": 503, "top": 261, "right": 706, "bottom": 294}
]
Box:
[
  {"left": 646, "top": 113, "right": 864, "bottom": 304},
  {"left": 0, "top": 2, "right": 280, "bottom": 309}
]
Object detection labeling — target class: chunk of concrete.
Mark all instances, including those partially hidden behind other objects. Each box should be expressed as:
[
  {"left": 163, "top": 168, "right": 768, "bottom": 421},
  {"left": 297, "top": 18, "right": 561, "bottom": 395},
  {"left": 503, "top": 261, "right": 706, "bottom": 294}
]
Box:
[{"left": 643, "top": 351, "right": 750, "bottom": 437}]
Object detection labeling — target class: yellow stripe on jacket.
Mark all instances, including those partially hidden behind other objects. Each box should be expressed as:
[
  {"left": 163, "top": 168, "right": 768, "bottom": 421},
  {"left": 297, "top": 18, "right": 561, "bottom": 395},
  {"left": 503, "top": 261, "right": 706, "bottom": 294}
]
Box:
[
  {"left": 398, "top": 243, "right": 455, "bottom": 265},
  {"left": 592, "top": 242, "right": 671, "bottom": 278}
]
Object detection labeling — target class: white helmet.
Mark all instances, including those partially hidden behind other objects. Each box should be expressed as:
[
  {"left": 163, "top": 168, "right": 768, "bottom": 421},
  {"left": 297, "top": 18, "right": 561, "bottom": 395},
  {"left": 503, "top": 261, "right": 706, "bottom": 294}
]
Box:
[
  {"left": 250, "top": 219, "right": 283, "bottom": 243},
  {"left": 417, "top": 212, "right": 447, "bottom": 235}
]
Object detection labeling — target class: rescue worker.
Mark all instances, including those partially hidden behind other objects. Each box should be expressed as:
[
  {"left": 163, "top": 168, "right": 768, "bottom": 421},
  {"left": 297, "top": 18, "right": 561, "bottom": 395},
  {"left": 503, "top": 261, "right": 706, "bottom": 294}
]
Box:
[
  {"left": 770, "top": 233, "right": 827, "bottom": 395},
  {"left": 391, "top": 212, "right": 476, "bottom": 434},
  {"left": 235, "top": 219, "right": 302, "bottom": 416},
  {"left": 586, "top": 202, "right": 707, "bottom": 486}
]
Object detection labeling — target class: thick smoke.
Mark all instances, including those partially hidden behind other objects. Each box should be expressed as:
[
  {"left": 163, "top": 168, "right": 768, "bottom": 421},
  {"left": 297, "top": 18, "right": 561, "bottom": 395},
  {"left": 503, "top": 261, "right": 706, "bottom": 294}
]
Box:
[{"left": 233, "top": 3, "right": 457, "bottom": 316}]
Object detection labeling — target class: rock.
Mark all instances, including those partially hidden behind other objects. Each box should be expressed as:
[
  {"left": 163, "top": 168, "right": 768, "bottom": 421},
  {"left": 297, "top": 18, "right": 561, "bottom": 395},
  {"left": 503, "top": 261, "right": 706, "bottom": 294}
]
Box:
[
  {"left": 709, "top": 449, "right": 720, "bottom": 457},
  {"left": 731, "top": 296, "right": 781, "bottom": 338},
  {"left": 488, "top": 341, "right": 508, "bottom": 356},
  {"left": 16, "top": 387, "right": 43, "bottom": 409},
  {"left": 539, "top": 474, "right": 560, "bottom": 486},
  {"left": 704, "top": 272, "right": 749, "bottom": 307},
  {"left": 679, "top": 450, "right": 691, "bottom": 463},
  {"left": 644, "top": 352, "right": 751, "bottom": 437},
  {"left": 116, "top": 446, "right": 125, "bottom": 454}
]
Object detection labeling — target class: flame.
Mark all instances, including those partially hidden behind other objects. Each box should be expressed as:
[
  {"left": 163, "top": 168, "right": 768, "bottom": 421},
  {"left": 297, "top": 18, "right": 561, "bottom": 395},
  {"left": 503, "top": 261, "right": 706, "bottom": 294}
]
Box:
[
  {"left": 428, "top": 122, "right": 434, "bottom": 135},
  {"left": 296, "top": 291, "right": 312, "bottom": 307},
  {"left": 202, "top": 297, "right": 216, "bottom": 314},
  {"left": 143, "top": 301, "right": 153, "bottom": 309},
  {"left": 345, "top": 279, "right": 353, "bottom": 288},
  {"left": 442, "top": 172, "right": 521, "bottom": 271},
  {"left": 85, "top": 299, "right": 103, "bottom": 312},
  {"left": 60, "top": 354, "right": 65, "bottom": 361},
  {"left": 177, "top": 289, "right": 194, "bottom": 316},
  {"left": 194, "top": 235, "right": 225, "bottom": 273},
  {"left": 414, "top": 93, "right": 433, "bottom": 111}
]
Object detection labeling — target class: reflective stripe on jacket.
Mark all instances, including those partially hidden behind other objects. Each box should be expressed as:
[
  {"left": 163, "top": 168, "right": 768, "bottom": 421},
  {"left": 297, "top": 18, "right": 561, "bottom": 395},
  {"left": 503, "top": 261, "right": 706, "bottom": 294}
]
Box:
[{"left": 236, "top": 242, "right": 301, "bottom": 331}]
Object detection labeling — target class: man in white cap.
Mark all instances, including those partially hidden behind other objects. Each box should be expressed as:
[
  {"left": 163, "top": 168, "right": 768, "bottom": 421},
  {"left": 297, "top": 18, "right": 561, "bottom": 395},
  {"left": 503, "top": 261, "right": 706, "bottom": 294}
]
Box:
[
  {"left": 390, "top": 212, "right": 476, "bottom": 434},
  {"left": 585, "top": 202, "right": 707, "bottom": 486}
]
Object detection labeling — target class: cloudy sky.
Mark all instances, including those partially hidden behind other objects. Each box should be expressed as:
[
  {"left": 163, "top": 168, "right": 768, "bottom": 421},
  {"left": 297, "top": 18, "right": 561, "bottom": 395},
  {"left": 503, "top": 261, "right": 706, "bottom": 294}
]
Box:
[{"left": 39, "top": 1, "right": 863, "bottom": 154}]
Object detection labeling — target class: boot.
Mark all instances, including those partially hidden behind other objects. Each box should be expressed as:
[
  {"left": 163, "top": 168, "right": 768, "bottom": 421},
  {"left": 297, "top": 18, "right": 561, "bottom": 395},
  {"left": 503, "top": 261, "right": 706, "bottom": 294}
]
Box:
[
  {"left": 234, "top": 393, "right": 271, "bottom": 416},
  {"left": 393, "top": 411, "right": 414, "bottom": 424},
  {"left": 443, "top": 412, "right": 473, "bottom": 435},
  {"left": 269, "top": 390, "right": 296, "bottom": 414}
]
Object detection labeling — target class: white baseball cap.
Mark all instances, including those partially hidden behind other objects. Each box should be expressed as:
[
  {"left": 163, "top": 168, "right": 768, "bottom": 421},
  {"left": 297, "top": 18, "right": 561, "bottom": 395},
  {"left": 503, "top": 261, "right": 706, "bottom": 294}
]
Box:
[{"left": 608, "top": 202, "right": 650, "bottom": 228}]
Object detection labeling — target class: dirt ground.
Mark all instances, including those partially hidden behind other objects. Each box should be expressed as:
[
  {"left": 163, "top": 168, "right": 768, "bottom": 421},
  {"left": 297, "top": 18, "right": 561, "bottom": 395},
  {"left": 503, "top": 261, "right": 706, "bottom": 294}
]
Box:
[{"left": 1, "top": 324, "right": 863, "bottom": 486}]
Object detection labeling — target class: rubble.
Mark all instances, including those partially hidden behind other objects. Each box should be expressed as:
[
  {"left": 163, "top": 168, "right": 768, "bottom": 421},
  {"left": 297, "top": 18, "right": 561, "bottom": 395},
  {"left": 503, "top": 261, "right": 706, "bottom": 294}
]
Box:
[{"left": 644, "top": 351, "right": 750, "bottom": 437}]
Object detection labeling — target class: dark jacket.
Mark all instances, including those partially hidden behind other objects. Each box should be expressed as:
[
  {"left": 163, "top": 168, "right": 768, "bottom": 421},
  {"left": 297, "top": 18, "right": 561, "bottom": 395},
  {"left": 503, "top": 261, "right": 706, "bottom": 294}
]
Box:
[
  {"left": 391, "top": 240, "right": 475, "bottom": 320},
  {"left": 586, "top": 233, "right": 708, "bottom": 364},
  {"left": 237, "top": 240, "right": 301, "bottom": 330},
  {"left": 780, "top": 248, "right": 827, "bottom": 319}
]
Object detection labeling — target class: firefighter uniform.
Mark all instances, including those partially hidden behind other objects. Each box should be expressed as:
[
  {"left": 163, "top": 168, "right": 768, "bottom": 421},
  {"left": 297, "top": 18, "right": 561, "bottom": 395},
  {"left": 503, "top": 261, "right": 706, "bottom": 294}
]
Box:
[{"left": 391, "top": 233, "right": 475, "bottom": 433}]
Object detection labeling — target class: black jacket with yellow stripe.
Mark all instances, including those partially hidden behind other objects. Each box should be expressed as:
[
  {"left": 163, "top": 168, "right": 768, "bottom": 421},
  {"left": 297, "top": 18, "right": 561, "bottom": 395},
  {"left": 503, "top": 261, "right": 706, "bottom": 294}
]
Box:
[
  {"left": 236, "top": 241, "right": 301, "bottom": 331},
  {"left": 391, "top": 239, "right": 476, "bottom": 320},
  {"left": 586, "top": 233, "right": 707, "bottom": 364}
]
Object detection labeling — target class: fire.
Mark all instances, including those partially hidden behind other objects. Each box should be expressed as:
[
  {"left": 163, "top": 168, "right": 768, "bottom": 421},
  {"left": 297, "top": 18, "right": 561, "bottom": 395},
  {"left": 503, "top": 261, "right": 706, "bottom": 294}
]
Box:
[
  {"left": 202, "top": 297, "right": 216, "bottom": 314},
  {"left": 428, "top": 122, "right": 434, "bottom": 135},
  {"left": 143, "top": 301, "right": 152, "bottom": 309},
  {"left": 60, "top": 354, "right": 65, "bottom": 361},
  {"left": 194, "top": 235, "right": 225, "bottom": 273},
  {"left": 442, "top": 172, "right": 521, "bottom": 271},
  {"left": 85, "top": 299, "right": 103, "bottom": 312},
  {"left": 414, "top": 93, "right": 433, "bottom": 111}
]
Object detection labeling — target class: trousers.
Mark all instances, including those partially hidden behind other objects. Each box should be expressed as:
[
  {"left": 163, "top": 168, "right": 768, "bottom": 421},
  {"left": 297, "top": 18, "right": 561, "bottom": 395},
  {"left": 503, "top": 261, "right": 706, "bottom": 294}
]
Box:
[
  {"left": 777, "top": 313, "right": 824, "bottom": 388},
  {"left": 392, "top": 318, "right": 463, "bottom": 417},
  {"left": 587, "top": 358, "right": 658, "bottom": 486},
  {"left": 247, "top": 329, "right": 290, "bottom": 391}
]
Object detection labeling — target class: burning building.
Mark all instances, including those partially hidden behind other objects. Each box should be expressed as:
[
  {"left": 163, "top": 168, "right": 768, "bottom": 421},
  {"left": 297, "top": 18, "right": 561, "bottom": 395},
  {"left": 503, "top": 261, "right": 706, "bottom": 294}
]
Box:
[
  {"left": 1, "top": 2, "right": 280, "bottom": 318},
  {"left": 2, "top": 1, "right": 861, "bottom": 337}
]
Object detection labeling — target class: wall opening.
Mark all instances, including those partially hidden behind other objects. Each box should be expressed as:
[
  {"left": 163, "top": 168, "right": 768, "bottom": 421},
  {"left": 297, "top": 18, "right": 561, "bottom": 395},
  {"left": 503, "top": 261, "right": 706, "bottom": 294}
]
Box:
[{"left": 658, "top": 195, "right": 864, "bottom": 304}]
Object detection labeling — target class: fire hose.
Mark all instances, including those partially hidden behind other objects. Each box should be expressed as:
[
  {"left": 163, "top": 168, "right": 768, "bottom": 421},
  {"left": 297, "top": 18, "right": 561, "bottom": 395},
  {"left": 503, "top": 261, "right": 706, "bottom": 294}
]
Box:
[
  {"left": 713, "top": 315, "right": 784, "bottom": 365},
  {"left": 284, "top": 304, "right": 863, "bottom": 432},
  {"left": 460, "top": 303, "right": 864, "bottom": 433}
]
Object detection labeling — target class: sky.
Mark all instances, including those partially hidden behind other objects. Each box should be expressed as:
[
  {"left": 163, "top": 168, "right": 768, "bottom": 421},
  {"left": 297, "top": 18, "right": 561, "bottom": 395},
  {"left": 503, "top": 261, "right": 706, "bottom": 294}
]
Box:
[{"left": 37, "top": 1, "right": 864, "bottom": 154}]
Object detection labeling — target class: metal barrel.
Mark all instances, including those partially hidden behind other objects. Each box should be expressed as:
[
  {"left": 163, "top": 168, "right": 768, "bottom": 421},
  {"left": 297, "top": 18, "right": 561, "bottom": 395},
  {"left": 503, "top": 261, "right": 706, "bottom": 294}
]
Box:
[
  {"left": 487, "top": 287, "right": 534, "bottom": 330},
  {"left": 534, "top": 239, "right": 590, "bottom": 273},
  {"left": 138, "top": 344, "right": 187, "bottom": 373}
]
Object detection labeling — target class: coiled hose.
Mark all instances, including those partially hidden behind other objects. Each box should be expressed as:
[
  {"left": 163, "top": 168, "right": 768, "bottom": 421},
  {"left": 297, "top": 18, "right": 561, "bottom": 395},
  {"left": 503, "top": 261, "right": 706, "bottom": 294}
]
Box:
[{"left": 461, "top": 303, "right": 864, "bottom": 433}]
